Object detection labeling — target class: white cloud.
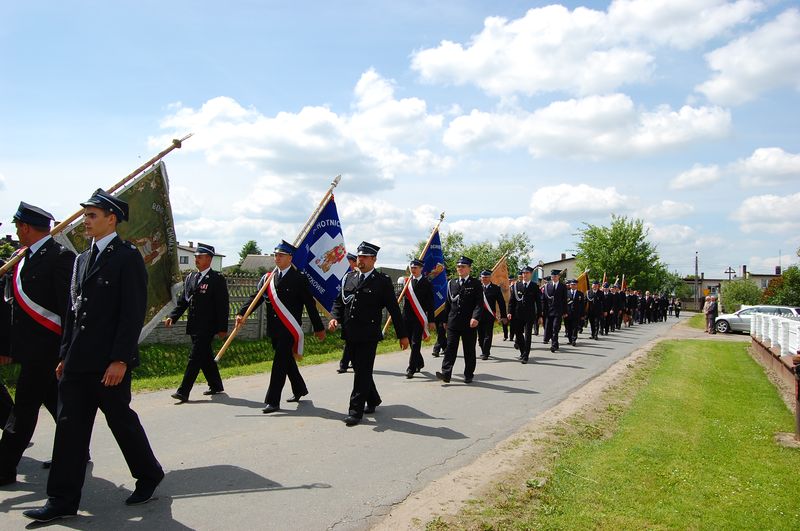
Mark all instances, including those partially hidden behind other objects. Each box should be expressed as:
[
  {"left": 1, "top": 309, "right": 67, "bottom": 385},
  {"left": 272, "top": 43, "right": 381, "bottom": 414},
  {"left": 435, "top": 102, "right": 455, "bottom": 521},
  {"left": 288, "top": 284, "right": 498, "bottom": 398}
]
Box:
[
  {"left": 669, "top": 164, "right": 721, "bottom": 189},
  {"left": 732, "top": 192, "right": 800, "bottom": 233},
  {"left": 646, "top": 222, "right": 697, "bottom": 246},
  {"left": 150, "top": 69, "right": 451, "bottom": 195},
  {"left": 412, "top": 1, "right": 761, "bottom": 97},
  {"left": 0, "top": 173, "right": 5, "bottom": 190},
  {"left": 747, "top": 254, "right": 799, "bottom": 273},
  {"left": 696, "top": 8, "right": 800, "bottom": 105},
  {"left": 443, "top": 94, "right": 730, "bottom": 158},
  {"left": 734, "top": 147, "right": 800, "bottom": 187},
  {"left": 636, "top": 200, "right": 695, "bottom": 220},
  {"left": 530, "top": 184, "right": 632, "bottom": 217}
]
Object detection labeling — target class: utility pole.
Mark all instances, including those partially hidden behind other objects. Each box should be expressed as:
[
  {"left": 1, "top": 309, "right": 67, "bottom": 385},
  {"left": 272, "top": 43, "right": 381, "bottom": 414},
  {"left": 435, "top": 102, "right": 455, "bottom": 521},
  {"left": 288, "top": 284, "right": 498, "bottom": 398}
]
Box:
[
  {"left": 694, "top": 251, "right": 699, "bottom": 310},
  {"left": 724, "top": 266, "right": 735, "bottom": 281}
]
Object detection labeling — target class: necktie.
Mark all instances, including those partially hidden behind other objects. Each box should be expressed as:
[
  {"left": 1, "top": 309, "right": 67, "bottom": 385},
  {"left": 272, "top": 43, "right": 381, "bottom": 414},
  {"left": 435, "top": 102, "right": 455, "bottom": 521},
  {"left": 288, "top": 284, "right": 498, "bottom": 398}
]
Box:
[
  {"left": 89, "top": 244, "right": 100, "bottom": 267},
  {"left": 524, "top": 282, "right": 528, "bottom": 289},
  {"left": 359, "top": 273, "right": 365, "bottom": 284},
  {"left": 277, "top": 270, "right": 283, "bottom": 282},
  {"left": 459, "top": 278, "right": 465, "bottom": 286},
  {"left": 412, "top": 277, "right": 418, "bottom": 287}
]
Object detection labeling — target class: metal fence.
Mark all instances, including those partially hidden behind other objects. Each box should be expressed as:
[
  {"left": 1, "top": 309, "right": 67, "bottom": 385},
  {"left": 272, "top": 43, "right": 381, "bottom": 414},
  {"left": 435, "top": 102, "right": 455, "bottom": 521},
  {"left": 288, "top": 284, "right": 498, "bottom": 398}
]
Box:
[{"left": 751, "top": 313, "right": 800, "bottom": 356}]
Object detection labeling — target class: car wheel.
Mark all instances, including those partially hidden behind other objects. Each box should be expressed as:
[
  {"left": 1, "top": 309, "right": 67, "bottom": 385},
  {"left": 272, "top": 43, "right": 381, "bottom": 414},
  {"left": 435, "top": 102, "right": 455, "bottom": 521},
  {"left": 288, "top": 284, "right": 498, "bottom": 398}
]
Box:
[{"left": 715, "top": 320, "right": 730, "bottom": 334}]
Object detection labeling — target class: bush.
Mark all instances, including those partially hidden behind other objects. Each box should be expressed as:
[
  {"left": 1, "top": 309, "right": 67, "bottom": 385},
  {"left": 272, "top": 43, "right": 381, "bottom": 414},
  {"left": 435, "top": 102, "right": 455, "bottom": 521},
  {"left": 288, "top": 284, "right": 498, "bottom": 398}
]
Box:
[{"left": 720, "top": 279, "right": 761, "bottom": 313}]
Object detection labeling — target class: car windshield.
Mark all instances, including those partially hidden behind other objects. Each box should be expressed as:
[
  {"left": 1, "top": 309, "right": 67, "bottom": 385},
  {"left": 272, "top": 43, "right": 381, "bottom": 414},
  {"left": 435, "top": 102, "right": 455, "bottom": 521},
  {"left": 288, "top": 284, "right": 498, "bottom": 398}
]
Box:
[{"left": 738, "top": 308, "right": 755, "bottom": 316}]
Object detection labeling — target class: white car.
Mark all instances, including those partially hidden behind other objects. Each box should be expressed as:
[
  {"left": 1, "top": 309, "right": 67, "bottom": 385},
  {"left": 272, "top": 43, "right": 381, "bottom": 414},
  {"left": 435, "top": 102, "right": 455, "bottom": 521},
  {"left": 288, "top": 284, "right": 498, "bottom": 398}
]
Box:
[{"left": 714, "top": 305, "right": 800, "bottom": 334}]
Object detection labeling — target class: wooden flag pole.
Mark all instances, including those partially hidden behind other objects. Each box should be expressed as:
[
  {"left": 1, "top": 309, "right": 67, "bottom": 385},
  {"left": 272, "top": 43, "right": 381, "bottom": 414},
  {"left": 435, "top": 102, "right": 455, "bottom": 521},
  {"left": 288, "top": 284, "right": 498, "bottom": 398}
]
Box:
[
  {"left": 381, "top": 211, "right": 445, "bottom": 336},
  {"left": 215, "top": 175, "right": 341, "bottom": 362},
  {"left": 491, "top": 251, "right": 509, "bottom": 272},
  {"left": 0, "top": 135, "right": 192, "bottom": 277}
]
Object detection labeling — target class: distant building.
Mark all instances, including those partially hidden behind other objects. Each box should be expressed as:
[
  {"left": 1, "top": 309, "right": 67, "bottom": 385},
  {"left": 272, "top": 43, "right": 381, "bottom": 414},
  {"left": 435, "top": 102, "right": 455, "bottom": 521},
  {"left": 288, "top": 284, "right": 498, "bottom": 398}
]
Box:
[
  {"left": 239, "top": 254, "right": 276, "bottom": 272},
  {"left": 177, "top": 241, "right": 225, "bottom": 271},
  {"left": 539, "top": 253, "right": 577, "bottom": 279}
]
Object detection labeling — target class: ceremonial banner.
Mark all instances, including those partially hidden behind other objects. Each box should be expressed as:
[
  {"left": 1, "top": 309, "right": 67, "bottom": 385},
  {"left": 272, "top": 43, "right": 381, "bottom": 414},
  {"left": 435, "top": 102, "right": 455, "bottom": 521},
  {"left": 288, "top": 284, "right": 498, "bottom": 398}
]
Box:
[
  {"left": 576, "top": 269, "right": 589, "bottom": 295},
  {"left": 491, "top": 254, "right": 510, "bottom": 304},
  {"left": 55, "top": 161, "right": 182, "bottom": 341},
  {"left": 422, "top": 229, "right": 448, "bottom": 316},
  {"left": 621, "top": 274, "right": 627, "bottom": 291},
  {"left": 292, "top": 195, "right": 349, "bottom": 312}
]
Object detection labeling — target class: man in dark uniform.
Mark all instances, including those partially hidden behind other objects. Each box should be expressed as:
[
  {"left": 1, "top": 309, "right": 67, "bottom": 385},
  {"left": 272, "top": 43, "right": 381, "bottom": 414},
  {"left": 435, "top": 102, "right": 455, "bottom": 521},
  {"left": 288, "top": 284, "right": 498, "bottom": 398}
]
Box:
[
  {"left": 542, "top": 269, "right": 568, "bottom": 352},
  {"left": 24, "top": 189, "right": 163, "bottom": 522},
  {"left": 329, "top": 242, "right": 408, "bottom": 426},
  {"left": 564, "top": 279, "right": 585, "bottom": 346},
  {"left": 337, "top": 252, "right": 358, "bottom": 373},
  {"left": 586, "top": 280, "right": 603, "bottom": 340},
  {"left": 402, "top": 259, "right": 435, "bottom": 378},
  {"left": 613, "top": 284, "right": 626, "bottom": 330},
  {"left": 236, "top": 241, "right": 325, "bottom": 412},
  {"left": 601, "top": 283, "right": 613, "bottom": 334},
  {"left": 0, "top": 203, "right": 75, "bottom": 487},
  {"left": 502, "top": 274, "right": 514, "bottom": 341},
  {"left": 507, "top": 266, "right": 538, "bottom": 364},
  {"left": 436, "top": 256, "right": 482, "bottom": 383},
  {"left": 0, "top": 255, "right": 11, "bottom": 430},
  {"left": 626, "top": 288, "right": 637, "bottom": 327},
  {"left": 477, "top": 269, "right": 506, "bottom": 361},
  {"left": 165, "top": 243, "right": 229, "bottom": 402}
]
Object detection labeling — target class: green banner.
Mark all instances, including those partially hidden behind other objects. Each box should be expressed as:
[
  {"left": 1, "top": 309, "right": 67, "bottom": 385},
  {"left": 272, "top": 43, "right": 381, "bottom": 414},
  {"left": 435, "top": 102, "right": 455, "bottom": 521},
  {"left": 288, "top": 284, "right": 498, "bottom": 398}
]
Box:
[{"left": 57, "top": 161, "right": 181, "bottom": 340}]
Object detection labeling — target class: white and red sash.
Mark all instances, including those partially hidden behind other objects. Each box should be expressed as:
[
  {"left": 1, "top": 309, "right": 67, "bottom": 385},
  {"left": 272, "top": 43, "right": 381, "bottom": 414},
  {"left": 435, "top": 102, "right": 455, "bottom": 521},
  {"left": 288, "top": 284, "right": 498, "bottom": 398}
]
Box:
[
  {"left": 405, "top": 278, "right": 430, "bottom": 340},
  {"left": 266, "top": 269, "right": 305, "bottom": 358},
  {"left": 482, "top": 288, "right": 498, "bottom": 321},
  {"left": 12, "top": 255, "right": 62, "bottom": 335}
]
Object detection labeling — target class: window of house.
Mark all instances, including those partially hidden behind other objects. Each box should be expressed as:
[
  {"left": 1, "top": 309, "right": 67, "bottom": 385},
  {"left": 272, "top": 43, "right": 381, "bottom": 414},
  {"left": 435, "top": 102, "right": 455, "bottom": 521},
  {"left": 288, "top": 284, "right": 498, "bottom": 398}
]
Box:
[{"left": 180, "top": 256, "right": 189, "bottom": 264}]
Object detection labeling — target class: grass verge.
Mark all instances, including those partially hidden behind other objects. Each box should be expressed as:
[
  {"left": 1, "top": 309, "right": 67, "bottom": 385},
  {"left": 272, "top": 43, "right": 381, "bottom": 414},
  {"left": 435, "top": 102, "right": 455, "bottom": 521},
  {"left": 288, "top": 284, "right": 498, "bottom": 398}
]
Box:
[
  {"left": 433, "top": 339, "right": 800, "bottom": 530},
  {"left": 686, "top": 312, "right": 706, "bottom": 330}
]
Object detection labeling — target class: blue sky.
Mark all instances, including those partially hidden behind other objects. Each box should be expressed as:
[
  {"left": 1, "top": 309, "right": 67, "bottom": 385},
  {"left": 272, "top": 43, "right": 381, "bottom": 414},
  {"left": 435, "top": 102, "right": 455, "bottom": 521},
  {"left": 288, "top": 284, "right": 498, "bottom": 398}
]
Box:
[{"left": 2, "top": 1, "right": 799, "bottom": 277}]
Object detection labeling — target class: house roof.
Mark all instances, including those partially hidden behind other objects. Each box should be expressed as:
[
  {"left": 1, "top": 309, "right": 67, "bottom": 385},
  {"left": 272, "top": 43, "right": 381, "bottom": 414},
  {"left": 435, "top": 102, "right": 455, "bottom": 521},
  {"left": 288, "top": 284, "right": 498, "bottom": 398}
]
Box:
[{"left": 239, "top": 254, "right": 276, "bottom": 271}]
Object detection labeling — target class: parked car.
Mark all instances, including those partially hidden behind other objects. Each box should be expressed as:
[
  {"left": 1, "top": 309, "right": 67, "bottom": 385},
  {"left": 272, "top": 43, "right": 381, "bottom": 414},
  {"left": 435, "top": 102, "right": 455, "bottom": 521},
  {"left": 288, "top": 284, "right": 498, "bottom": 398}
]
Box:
[{"left": 714, "top": 305, "right": 800, "bottom": 334}]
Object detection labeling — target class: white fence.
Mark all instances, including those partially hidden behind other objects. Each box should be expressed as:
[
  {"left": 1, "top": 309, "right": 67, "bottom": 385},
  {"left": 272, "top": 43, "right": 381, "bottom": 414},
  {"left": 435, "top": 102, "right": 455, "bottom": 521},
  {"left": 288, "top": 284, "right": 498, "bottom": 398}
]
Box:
[{"left": 751, "top": 314, "right": 800, "bottom": 356}]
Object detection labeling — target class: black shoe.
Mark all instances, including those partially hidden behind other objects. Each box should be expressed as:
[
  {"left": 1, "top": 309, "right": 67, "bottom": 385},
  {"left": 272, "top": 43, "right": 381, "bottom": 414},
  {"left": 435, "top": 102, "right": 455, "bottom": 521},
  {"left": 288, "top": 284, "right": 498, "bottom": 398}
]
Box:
[
  {"left": 262, "top": 404, "right": 279, "bottom": 414},
  {"left": 364, "top": 401, "right": 381, "bottom": 414},
  {"left": 431, "top": 351, "right": 440, "bottom": 358},
  {"left": 521, "top": 357, "right": 528, "bottom": 364},
  {"left": 344, "top": 415, "right": 361, "bottom": 426},
  {"left": 125, "top": 471, "right": 164, "bottom": 506},
  {"left": 202, "top": 388, "right": 224, "bottom": 396},
  {"left": 415, "top": 366, "right": 422, "bottom": 373},
  {"left": 170, "top": 392, "right": 188, "bottom": 403},
  {"left": 406, "top": 369, "right": 414, "bottom": 379},
  {"left": 23, "top": 504, "right": 77, "bottom": 522},
  {"left": 0, "top": 474, "right": 16, "bottom": 487},
  {"left": 435, "top": 371, "right": 451, "bottom": 383},
  {"left": 480, "top": 355, "right": 489, "bottom": 360},
  {"left": 286, "top": 393, "right": 307, "bottom": 403},
  {"left": 337, "top": 367, "right": 348, "bottom": 374},
  {"left": 464, "top": 377, "right": 473, "bottom": 384},
  {"left": 550, "top": 345, "right": 558, "bottom": 352}
]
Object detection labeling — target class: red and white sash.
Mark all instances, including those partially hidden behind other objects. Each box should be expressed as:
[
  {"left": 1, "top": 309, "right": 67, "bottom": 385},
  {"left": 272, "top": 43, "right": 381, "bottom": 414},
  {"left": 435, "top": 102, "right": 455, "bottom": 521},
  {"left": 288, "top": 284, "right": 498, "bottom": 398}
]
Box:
[
  {"left": 482, "top": 290, "right": 497, "bottom": 321},
  {"left": 12, "top": 255, "right": 62, "bottom": 335},
  {"left": 405, "top": 279, "right": 430, "bottom": 340},
  {"left": 266, "top": 269, "right": 305, "bottom": 358}
]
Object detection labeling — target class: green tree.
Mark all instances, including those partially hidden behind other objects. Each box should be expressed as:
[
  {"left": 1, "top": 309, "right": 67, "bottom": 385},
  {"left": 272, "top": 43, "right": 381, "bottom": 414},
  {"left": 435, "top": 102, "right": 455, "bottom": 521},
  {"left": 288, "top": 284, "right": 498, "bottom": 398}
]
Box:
[
  {"left": 238, "top": 240, "right": 262, "bottom": 263},
  {"left": 660, "top": 270, "right": 692, "bottom": 299},
  {"left": 0, "top": 241, "right": 15, "bottom": 260},
  {"left": 408, "top": 231, "right": 533, "bottom": 277},
  {"left": 720, "top": 278, "right": 761, "bottom": 313},
  {"left": 574, "top": 215, "right": 667, "bottom": 292},
  {"left": 762, "top": 265, "right": 800, "bottom": 306}
]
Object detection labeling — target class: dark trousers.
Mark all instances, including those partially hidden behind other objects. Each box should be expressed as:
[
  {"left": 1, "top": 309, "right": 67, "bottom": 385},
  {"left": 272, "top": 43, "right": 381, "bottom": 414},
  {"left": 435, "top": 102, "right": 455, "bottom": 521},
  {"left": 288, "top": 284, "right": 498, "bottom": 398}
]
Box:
[
  {"left": 348, "top": 341, "right": 381, "bottom": 418},
  {"left": 508, "top": 320, "right": 516, "bottom": 342},
  {"left": 0, "top": 360, "right": 59, "bottom": 475},
  {"left": 544, "top": 315, "right": 563, "bottom": 348},
  {"left": 338, "top": 343, "right": 351, "bottom": 371},
  {"left": 47, "top": 372, "right": 162, "bottom": 512},
  {"left": 178, "top": 333, "right": 224, "bottom": 396},
  {"left": 533, "top": 315, "right": 540, "bottom": 336},
  {"left": 0, "top": 382, "right": 12, "bottom": 428},
  {"left": 265, "top": 335, "right": 307, "bottom": 406},
  {"left": 502, "top": 321, "right": 508, "bottom": 340},
  {"left": 517, "top": 320, "right": 533, "bottom": 359},
  {"left": 441, "top": 326, "right": 477, "bottom": 378},
  {"left": 616, "top": 311, "right": 624, "bottom": 328},
  {"left": 477, "top": 317, "right": 495, "bottom": 357},
  {"left": 405, "top": 318, "right": 425, "bottom": 371},
  {"left": 565, "top": 316, "right": 580, "bottom": 343},
  {"left": 432, "top": 321, "right": 447, "bottom": 354},
  {"left": 603, "top": 313, "right": 612, "bottom": 334},
  {"left": 588, "top": 314, "right": 601, "bottom": 338}
]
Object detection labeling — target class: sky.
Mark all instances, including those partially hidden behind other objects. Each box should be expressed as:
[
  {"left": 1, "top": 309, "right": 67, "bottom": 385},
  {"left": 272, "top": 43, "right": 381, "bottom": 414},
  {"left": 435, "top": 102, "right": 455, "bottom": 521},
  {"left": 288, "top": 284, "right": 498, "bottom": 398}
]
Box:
[{"left": 1, "top": 0, "right": 799, "bottom": 278}]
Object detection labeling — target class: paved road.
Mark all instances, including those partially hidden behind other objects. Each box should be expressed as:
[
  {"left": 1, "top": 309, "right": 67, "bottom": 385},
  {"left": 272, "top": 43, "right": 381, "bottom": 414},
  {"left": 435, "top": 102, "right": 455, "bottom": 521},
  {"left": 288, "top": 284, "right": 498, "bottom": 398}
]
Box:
[{"left": 0, "top": 316, "right": 683, "bottom": 529}]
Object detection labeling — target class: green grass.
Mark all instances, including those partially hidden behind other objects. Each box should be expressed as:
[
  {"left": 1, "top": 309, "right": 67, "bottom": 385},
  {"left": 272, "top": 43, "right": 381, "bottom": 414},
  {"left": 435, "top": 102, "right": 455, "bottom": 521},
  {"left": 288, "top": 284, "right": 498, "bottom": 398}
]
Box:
[
  {"left": 0, "top": 328, "right": 414, "bottom": 394},
  {"left": 686, "top": 312, "right": 706, "bottom": 329},
  {"left": 446, "top": 340, "right": 800, "bottom": 530}
]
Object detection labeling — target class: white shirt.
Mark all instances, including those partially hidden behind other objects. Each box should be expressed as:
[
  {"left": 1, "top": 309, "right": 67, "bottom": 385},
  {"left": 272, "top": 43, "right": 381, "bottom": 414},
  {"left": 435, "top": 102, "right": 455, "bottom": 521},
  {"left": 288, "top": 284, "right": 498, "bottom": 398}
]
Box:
[
  {"left": 92, "top": 232, "right": 117, "bottom": 255},
  {"left": 196, "top": 266, "right": 211, "bottom": 284},
  {"left": 28, "top": 235, "right": 52, "bottom": 255}
]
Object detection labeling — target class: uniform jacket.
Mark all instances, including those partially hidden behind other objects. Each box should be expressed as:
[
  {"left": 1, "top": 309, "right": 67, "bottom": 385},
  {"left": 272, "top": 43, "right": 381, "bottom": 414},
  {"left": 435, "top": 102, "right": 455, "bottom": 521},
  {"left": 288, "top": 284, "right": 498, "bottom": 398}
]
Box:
[
  {"left": 0, "top": 259, "right": 9, "bottom": 356},
  {"left": 7, "top": 238, "right": 75, "bottom": 364},
  {"left": 508, "top": 281, "right": 538, "bottom": 323},
  {"left": 566, "top": 288, "right": 585, "bottom": 319},
  {"left": 60, "top": 236, "right": 146, "bottom": 373},
  {"left": 614, "top": 291, "right": 626, "bottom": 312},
  {"left": 170, "top": 269, "right": 229, "bottom": 336},
  {"left": 402, "top": 275, "right": 435, "bottom": 326},
  {"left": 602, "top": 290, "right": 615, "bottom": 312},
  {"left": 479, "top": 282, "right": 507, "bottom": 322},
  {"left": 331, "top": 269, "right": 407, "bottom": 342},
  {"left": 238, "top": 267, "right": 324, "bottom": 341},
  {"left": 543, "top": 281, "right": 568, "bottom": 316},
  {"left": 586, "top": 289, "right": 604, "bottom": 317},
  {"left": 444, "top": 276, "right": 483, "bottom": 331}
]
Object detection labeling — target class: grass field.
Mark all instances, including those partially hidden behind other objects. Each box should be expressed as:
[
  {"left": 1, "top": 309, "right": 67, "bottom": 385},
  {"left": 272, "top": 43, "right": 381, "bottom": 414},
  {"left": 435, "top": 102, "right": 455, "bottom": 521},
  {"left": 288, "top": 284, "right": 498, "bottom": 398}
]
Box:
[
  {"left": 437, "top": 340, "right": 800, "bottom": 530},
  {"left": 686, "top": 312, "right": 706, "bottom": 330}
]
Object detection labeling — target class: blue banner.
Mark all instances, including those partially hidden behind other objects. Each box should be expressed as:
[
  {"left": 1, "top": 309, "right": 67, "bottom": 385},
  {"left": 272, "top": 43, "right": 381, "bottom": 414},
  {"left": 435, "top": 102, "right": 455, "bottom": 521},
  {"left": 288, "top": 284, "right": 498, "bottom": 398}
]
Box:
[
  {"left": 293, "top": 196, "right": 349, "bottom": 312},
  {"left": 422, "top": 229, "right": 448, "bottom": 316}
]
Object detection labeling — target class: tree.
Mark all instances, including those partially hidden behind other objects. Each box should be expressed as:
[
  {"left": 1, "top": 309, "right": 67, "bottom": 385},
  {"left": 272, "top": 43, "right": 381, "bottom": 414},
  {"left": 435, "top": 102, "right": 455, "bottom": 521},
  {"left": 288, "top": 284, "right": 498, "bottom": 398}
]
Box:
[
  {"left": 238, "top": 240, "right": 262, "bottom": 263},
  {"left": 0, "top": 241, "right": 15, "bottom": 260},
  {"left": 720, "top": 278, "right": 761, "bottom": 313},
  {"left": 660, "top": 270, "right": 692, "bottom": 299},
  {"left": 574, "top": 215, "right": 667, "bottom": 292},
  {"left": 762, "top": 265, "right": 800, "bottom": 306},
  {"left": 408, "top": 231, "right": 534, "bottom": 277}
]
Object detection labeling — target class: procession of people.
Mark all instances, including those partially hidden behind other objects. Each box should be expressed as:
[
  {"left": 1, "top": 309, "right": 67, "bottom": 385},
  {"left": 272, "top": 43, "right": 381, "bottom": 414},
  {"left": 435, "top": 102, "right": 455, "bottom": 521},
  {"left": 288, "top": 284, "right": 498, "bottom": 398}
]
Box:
[{"left": 0, "top": 191, "right": 680, "bottom": 522}]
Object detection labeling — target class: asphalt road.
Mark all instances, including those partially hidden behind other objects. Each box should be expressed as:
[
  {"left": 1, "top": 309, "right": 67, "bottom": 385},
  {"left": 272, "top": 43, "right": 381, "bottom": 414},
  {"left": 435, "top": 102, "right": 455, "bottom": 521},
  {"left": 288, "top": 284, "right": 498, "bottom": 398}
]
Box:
[{"left": 0, "top": 316, "right": 683, "bottom": 529}]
